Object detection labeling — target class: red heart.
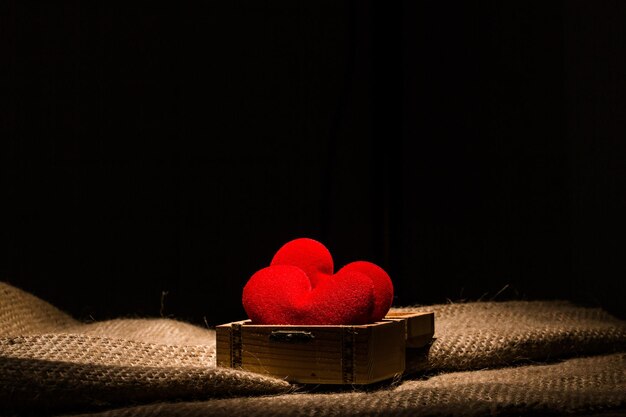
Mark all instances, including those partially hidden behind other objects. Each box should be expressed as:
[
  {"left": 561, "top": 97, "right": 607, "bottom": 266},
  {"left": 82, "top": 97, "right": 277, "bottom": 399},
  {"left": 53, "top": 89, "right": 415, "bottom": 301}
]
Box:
[{"left": 242, "top": 238, "right": 394, "bottom": 325}]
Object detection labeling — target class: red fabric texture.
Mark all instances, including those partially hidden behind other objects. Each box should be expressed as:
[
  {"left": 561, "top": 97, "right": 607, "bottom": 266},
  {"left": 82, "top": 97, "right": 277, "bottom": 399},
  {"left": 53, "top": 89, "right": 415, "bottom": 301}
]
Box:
[{"left": 242, "top": 238, "right": 394, "bottom": 325}]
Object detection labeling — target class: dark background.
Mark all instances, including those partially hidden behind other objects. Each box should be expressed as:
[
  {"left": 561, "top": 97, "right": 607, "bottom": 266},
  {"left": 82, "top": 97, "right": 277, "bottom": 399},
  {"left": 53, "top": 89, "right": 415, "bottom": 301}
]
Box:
[{"left": 2, "top": 1, "right": 625, "bottom": 325}]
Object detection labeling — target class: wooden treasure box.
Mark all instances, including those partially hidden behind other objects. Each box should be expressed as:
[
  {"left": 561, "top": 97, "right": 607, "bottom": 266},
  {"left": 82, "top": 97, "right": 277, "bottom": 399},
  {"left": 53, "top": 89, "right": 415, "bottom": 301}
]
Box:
[{"left": 216, "top": 312, "right": 434, "bottom": 385}]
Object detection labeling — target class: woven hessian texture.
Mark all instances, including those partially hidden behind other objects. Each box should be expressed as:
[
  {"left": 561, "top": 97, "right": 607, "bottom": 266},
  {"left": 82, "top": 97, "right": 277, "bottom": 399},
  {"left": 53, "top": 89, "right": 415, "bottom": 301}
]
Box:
[
  {"left": 393, "top": 302, "right": 626, "bottom": 373},
  {"left": 2, "top": 281, "right": 626, "bottom": 416},
  {"left": 70, "top": 353, "right": 626, "bottom": 417}
]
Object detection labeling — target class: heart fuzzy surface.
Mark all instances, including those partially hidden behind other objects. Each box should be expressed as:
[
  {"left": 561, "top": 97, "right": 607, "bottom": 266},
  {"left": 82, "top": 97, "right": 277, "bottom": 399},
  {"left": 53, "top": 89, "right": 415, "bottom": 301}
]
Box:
[{"left": 242, "top": 238, "right": 394, "bottom": 325}]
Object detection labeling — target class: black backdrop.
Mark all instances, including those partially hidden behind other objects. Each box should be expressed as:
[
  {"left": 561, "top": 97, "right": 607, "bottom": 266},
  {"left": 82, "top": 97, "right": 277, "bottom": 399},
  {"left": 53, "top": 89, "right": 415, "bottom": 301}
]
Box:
[{"left": 2, "top": 1, "right": 625, "bottom": 325}]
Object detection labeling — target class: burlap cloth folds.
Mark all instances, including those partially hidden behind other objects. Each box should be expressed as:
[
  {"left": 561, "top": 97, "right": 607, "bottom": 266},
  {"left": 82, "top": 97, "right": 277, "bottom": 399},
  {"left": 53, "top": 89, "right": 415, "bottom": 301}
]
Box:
[{"left": 1, "top": 281, "right": 626, "bottom": 416}]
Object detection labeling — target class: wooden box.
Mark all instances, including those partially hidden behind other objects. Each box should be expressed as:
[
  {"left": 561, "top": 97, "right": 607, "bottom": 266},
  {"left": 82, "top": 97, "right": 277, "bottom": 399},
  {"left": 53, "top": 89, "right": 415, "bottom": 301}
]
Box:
[{"left": 216, "top": 312, "right": 434, "bottom": 385}]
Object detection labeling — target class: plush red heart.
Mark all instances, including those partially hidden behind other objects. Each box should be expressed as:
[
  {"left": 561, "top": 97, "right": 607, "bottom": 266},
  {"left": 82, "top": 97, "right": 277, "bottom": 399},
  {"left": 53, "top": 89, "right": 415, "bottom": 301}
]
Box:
[{"left": 242, "top": 238, "right": 394, "bottom": 325}]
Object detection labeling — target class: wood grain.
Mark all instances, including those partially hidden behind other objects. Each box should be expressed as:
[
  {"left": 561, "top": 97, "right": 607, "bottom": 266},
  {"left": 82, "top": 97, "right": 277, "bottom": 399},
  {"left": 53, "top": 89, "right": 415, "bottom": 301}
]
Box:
[{"left": 216, "top": 312, "right": 434, "bottom": 384}]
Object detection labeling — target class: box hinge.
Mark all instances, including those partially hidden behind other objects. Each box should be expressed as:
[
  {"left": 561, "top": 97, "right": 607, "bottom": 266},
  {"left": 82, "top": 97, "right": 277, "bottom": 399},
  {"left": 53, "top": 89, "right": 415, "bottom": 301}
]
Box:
[
  {"left": 230, "top": 323, "right": 242, "bottom": 368},
  {"left": 341, "top": 327, "right": 356, "bottom": 384}
]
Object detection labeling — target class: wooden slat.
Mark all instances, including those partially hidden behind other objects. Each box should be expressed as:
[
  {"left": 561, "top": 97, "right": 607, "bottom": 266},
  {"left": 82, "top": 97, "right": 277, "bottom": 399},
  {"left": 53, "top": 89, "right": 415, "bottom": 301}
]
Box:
[{"left": 385, "top": 312, "right": 435, "bottom": 348}]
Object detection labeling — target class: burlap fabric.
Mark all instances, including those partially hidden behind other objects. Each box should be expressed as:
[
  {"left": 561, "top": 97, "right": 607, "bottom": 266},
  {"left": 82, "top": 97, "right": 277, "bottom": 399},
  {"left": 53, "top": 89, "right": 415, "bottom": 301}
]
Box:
[
  {"left": 70, "top": 353, "right": 626, "bottom": 417},
  {"left": 1, "top": 281, "right": 626, "bottom": 416}
]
